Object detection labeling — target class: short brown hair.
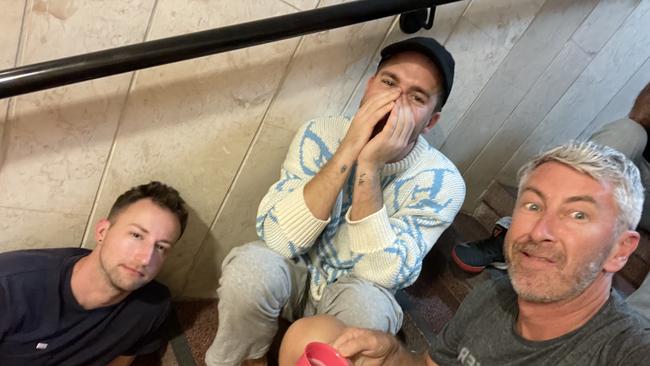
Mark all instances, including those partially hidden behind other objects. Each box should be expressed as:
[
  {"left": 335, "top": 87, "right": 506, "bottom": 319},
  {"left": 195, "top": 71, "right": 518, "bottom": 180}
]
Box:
[
  {"left": 630, "top": 81, "right": 650, "bottom": 128},
  {"left": 108, "top": 181, "right": 188, "bottom": 238}
]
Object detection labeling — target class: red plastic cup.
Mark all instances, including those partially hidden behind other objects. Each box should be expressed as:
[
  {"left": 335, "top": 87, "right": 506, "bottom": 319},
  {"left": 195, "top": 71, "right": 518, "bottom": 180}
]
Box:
[{"left": 295, "top": 342, "right": 350, "bottom": 366}]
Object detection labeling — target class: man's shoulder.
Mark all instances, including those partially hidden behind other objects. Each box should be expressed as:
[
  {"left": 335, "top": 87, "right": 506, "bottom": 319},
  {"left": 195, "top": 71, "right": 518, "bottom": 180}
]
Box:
[
  {"left": 578, "top": 292, "right": 650, "bottom": 364},
  {"left": 601, "top": 291, "right": 650, "bottom": 336},
  {"left": 417, "top": 138, "right": 462, "bottom": 175},
  {"left": 0, "top": 247, "right": 89, "bottom": 278},
  {"left": 298, "top": 116, "right": 351, "bottom": 137},
  {"left": 396, "top": 138, "right": 466, "bottom": 210},
  {"left": 287, "top": 116, "right": 351, "bottom": 165}
]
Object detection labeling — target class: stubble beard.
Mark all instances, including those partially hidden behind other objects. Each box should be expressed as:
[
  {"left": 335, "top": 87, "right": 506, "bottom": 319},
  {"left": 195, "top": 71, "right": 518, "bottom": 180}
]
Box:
[
  {"left": 99, "top": 251, "right": 145, "bottom": 293},
  {"left": 506, "top": 241, "right": 607, "bottom": 303}
]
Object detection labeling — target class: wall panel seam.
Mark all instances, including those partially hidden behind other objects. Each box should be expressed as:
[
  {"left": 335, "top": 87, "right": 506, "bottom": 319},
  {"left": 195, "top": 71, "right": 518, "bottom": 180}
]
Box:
[
  {"left": 79, "top": 0, "right": 162, "bottom": 247},
  {"left": 178, "top": 15, "right": 311, "bottom": 297},
  {"left": 0, "top": 0, "right": 29, "bottom": 172},
  {"left": 341, "top": 16, "right": 397, "bottom": 114}
]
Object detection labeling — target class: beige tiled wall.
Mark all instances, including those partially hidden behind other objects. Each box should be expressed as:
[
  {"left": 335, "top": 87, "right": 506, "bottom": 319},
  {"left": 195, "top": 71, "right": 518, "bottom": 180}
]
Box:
[
  {"left": 80, "top": 0, "right": 303, "bottom": 295},
  {"left": 0, "top": 0, "right": 155, "bottom": 249},
  {"left": 1, "top": 0, "right": 648, "bottom": 298},
  {"left": 183, "top": 0, "right": 395, "bottom": 297},
  {"left": 0, "top": 0, "right": 26, "bottom": 174}
]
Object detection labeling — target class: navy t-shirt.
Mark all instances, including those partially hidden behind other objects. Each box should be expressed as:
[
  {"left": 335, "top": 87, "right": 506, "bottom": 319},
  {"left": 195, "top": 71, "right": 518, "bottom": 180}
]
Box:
[{"left": 0, "top": 248, "right": 171, "bottom": 365}]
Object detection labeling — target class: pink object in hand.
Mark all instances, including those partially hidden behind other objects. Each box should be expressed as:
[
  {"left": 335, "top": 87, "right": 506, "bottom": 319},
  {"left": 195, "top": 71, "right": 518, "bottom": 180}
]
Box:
[{"left": 295, "top": 342, "right": 350, "bottom": 366}]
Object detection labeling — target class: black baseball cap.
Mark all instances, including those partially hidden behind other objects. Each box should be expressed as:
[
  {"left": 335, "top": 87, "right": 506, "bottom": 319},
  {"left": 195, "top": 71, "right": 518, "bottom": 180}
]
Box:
[{"left": 379, "top": 37, "right": 455, "bottom": 108}]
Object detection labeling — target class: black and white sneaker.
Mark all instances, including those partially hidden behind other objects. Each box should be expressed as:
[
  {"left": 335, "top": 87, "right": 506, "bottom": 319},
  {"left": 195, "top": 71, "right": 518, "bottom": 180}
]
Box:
[{"left": 452, "top": 217, "right": 510, "bottom": 273}]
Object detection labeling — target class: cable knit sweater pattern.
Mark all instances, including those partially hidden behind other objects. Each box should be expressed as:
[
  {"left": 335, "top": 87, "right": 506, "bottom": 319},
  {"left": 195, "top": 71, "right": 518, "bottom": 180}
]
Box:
[{"left": 256, "top": 116, "right": 465, "bottom": 300}]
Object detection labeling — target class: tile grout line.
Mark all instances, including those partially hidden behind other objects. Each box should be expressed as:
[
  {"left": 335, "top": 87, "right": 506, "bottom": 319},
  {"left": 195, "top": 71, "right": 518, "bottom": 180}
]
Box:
[
  {"left": 0, "top": 0, "right": 30, "bottom": 171},
  {"left": 79, "top": 0, "right": 161, "bottom": 247},
  {"left": 178, "top": 9, "right": 312, "bottom": 296}
]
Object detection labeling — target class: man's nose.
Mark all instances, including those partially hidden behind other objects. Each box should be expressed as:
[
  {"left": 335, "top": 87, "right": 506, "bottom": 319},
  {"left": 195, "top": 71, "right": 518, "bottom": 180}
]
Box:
[
  {"left": 529, "top": 213, "right": 556, "bottom": 243},
  {"left": 135, "top": 242, "right": 155, "bottom": 266}
]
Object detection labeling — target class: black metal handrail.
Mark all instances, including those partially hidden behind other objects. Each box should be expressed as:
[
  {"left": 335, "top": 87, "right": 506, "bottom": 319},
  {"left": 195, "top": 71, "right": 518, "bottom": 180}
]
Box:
[{"left": 0, "top": 0, "right": 461, "bottom": 99}]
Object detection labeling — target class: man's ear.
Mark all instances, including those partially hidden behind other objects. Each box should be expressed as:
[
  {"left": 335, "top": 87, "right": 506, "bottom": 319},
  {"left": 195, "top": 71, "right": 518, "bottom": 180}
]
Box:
[
  {"left": 95, "top": 219, "right": 111, "bottom": 247},
  {"left": 603, "top": 230, "right": 640, "bottom": 273},
  {"left": 422, "top": 112, "right": 441, "bottom": 134}
]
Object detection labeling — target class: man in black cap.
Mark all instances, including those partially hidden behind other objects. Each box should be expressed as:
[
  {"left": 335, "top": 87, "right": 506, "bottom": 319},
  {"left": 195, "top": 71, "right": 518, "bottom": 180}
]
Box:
[{"left": 205, "top": 37, "right": 465, "bottom": 366}]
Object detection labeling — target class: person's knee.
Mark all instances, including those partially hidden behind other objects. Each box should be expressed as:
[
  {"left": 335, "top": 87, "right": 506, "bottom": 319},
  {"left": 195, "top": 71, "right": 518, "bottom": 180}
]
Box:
[
  {"left": 218, "top": 242, "right": 293, "bottom": 316},
  {"left": 279, "top": 315, "right": 346, "bottom": 366},
  {"left": 320, "top": 276, "right": 403, "bottom": 333}
]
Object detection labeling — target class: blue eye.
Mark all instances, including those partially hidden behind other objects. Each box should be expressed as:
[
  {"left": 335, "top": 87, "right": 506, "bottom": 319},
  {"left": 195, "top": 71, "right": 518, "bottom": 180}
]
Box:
[
  {"left": 570, "top": 211, "right": 588, "bottom": 220},
  {"left": 524, "top": 202, "right": 540, "bottom": 211}
]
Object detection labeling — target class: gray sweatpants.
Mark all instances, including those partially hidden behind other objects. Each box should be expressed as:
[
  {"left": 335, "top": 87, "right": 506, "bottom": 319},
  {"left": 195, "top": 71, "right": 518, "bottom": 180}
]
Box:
[{"left": 204, "top": 241, "right": 403, "bottom": 366}]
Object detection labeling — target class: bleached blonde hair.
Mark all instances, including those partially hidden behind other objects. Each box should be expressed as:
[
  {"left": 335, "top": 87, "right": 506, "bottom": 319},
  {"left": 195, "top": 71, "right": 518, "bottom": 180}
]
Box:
[{"left": 517, "top": 140, "right": 644, "bottom": 231}]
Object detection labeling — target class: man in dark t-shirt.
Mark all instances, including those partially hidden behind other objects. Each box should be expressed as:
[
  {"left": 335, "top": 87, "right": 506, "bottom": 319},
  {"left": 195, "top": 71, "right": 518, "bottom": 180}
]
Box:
[
  {"left": 0, "top": 181, "right": 188, "bottom": 366},
  {"left": 277, "top": 142, "right": 650, "bottom": 365}
]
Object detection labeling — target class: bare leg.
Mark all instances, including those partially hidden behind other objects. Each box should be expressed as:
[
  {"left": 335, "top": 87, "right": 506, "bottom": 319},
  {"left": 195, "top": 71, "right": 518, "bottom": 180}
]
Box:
[{"left": 278, "top": 315, "right": 347, "bottom": 366}]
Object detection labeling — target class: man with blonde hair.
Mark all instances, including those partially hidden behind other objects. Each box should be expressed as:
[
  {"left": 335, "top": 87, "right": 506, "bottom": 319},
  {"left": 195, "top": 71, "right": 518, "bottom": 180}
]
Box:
[{"left": 280, "top": 141, "right": 650, "bottom": 365}]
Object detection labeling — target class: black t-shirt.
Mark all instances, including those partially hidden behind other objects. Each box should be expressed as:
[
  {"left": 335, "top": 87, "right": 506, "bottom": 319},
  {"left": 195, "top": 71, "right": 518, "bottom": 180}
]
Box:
[
  {"left": 430, "top": 276, "right": 650, "bottom": 365},
  {"left": 0, "top": 248, "right": 171, "bottom": 366}
]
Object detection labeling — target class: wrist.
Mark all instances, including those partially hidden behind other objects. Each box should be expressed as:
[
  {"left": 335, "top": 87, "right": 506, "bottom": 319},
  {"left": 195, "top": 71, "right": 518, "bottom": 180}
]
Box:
[
  {"left": 356, "top": 158, "right": 384, "bottom": 172},
  {"left": 339, "top": 136, "right": 365, "bottom": 157}
]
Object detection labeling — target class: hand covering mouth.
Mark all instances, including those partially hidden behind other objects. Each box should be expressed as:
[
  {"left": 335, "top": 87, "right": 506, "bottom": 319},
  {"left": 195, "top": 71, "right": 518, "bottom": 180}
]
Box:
[{"left": 371, "top": 112, "right": 390, "bottom": 139}]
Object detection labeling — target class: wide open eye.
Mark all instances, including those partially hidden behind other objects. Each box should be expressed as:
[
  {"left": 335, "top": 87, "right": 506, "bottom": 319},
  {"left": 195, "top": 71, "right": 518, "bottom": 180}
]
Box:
[
  {"left": 523, "top": 202, "right": 541, "bottom": 212},
  {"left": 569, "top": 211, "right": 588, "bottom": 221}
]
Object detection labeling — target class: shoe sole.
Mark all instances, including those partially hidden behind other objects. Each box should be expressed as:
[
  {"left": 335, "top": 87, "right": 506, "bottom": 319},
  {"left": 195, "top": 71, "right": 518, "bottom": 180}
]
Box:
[
  {"left": 451, "top": 246, "right": 486, "bottom": 273},
  {"left": 451, "top": 246, "right": 508, "bottom": 272}
]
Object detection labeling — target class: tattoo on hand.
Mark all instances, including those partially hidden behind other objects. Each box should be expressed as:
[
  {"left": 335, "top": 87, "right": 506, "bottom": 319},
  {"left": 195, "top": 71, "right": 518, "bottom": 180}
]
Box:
[{"left": 340, "top": 164, "right": 348, "bottom": 174}]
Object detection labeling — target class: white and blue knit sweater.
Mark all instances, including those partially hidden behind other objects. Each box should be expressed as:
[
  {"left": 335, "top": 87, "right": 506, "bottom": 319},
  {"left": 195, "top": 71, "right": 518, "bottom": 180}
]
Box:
[{"left": 256, "top": 116, "right": 465, "bottom": 300}]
